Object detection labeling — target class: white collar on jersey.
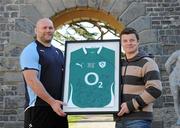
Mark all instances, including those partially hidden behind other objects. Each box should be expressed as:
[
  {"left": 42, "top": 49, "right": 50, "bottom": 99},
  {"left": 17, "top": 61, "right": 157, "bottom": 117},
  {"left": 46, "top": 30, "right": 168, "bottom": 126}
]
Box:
[{"left": 82, "top": 46, "right": 102, "bottom": 54}]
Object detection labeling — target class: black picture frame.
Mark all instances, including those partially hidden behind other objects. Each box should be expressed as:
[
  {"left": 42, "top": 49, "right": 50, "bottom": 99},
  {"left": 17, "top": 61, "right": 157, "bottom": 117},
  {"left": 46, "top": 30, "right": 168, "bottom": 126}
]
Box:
[{"left": 63, "top": 39, "right": 121, "bottom": 114}]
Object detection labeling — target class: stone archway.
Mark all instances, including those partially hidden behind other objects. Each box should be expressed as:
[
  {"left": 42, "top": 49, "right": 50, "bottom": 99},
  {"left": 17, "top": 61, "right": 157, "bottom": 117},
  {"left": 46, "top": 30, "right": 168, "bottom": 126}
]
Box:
[
  {"left": 17, "top": 0, "right": 154, "bottom": 46},
  {"left": 9, "top": 0, "right": 157, "bottom": 50},
  {"left": 51, "top": 7, "right": 124, "bottom": 33},
  {"left": 19, "top": 0, "right": 151, "bottom": 36},
  {"left": 14, "top": 0, "right": 157, "bottom": 49}
]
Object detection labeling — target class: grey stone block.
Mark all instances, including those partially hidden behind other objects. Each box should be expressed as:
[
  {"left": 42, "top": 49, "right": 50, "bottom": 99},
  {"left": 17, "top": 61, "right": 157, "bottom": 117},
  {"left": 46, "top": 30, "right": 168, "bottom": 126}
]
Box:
[
  {"left": 0, "top": 96, "right": 3, "bottom": 102},
  {"left": 100, "top": 0, "right": 115, "bottom": 12},
  {"left": 4, "top": 122, "right": 23, "bottom": 128},
  {"left": 154, "top": 96, "right": 165, "bottom": 108},
  {"left": 26, "top": 0, "right": 55, "bottom": 17},
  {"left": 162, "top": 45, "right": 180, "bottom": 55},
  {"left": 119, "top": 2, "right": 145, "bottom": 25},
  {"left": 0, "top": 6, "right": 4, "bottom": 11},
  {"left": 47, "top": 0, "right": 65, "bottom": 12},
  {"left": 152, "top": 121, "right": 163, "bottom": 128},
  {"left": 0, "top": 44, "right": 4, "bottom": 51},
  {"left": 88, "top": 0, "right": 97, "bottom": 8},
  {"left": 139, "top": 44, "right": 162, "bottom": 55},
  {"left": 128, "top": 16, "right": 151, "bottom": 32},
  {"left": 5, "top": 97, "right": 19, "bottom": 109},
  {"left": 0, "top": 122, "right": 4, "bottom": 127},
  {"left": 166, "top": 96, "right": 174, "bottom": 102},
  {"left": 2, "top": 32, "right": 10, "bottom": 37},
  {"left": 7, "top": 24, "right": 15, "bottom": 31},
  {"left": 14, "top": 0, "right": 25, "bottom": 4},
  {"left": 76, "top": 0, "right": 88, "bottom": 6},
  {"left": 15, "top": 84, "right": 25, "bottom": 95},
  {"left": 62, "top": 0, "right": 76, "bottom": 9},
  {"left": 111, "top": 0, "right": 129, "bottom": 18},
  {"left": 9, "top": 116, "right": 16, "bottom": 121},
  {"left": 15, "top": 19, "right": 34, "bottom": 35},
  {"left": 6, "top": 5, "right": 19, "bottom": 11},
  {"left": 0, "top": 116, "right": 8, "bottom": 121},
  {"left": 4, "top": 72, "right": 22, "bottom": 83},
  {"left": 17, "top": 108, "right": 24, "bottom": 121},
  {"left": 163, "top": 86, "right": 171, "bottom": 95},
  {"left": 139, "top": 29, "right": 158, "bottom": 44},
  {"left": 163, "top": 107, "right": 178, "bottom": 128},
  {"left": 4, "top": 44, "right": 24, "bottom": 57},
  {"left": 171, "top": 124, "right": 180, "bottom": 128},
  {"left": 3, "top": 109, "right": 17, "bottom": 115},
  {"left": 1, "top": 0, "right": 13, "bottom": 5},
  {"left": 0, "top": 57, "right": 20, "bottom": 72},
  {"left": 9, "top": 31, "right": 33, "bottom": 45},
  {"left": 0, "top": 17, "right": 8, "bottom": 23},
  {"left": 20, "top": 5, "right": 42, "bottom": 24},
  {"left": 0, "top": 24, "right": 6, "bottom": 31}
]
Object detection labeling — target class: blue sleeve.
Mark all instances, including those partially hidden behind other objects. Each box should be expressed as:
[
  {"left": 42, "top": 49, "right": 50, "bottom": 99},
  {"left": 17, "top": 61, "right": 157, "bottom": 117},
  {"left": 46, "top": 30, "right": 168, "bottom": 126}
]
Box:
[{"left": 20, "top": 42, "right": 40, "bottom": 71}]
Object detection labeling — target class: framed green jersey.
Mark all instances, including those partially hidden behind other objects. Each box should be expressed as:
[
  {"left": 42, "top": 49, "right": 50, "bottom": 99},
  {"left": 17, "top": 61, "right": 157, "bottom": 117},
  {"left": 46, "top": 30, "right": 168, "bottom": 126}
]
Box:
[{"left": 63, "top": 40, "right": 120, "bottom": 114}]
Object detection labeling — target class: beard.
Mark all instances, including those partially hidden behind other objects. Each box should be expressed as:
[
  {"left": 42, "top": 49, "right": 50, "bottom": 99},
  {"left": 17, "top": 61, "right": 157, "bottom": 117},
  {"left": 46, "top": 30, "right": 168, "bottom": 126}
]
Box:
[{"left": 40, "top": 35, "right": 53, "bottom": 44}]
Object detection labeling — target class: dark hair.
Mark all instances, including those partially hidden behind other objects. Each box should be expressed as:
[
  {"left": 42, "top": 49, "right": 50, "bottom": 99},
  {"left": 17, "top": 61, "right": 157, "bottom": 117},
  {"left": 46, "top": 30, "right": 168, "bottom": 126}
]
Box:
[{"left": 120, "top": 27, "right": 139, "bottom": 41}]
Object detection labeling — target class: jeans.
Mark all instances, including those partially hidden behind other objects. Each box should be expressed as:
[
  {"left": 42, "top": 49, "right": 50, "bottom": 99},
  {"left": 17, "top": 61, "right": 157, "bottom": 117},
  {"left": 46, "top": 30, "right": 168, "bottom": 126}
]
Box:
[{"left": 115, "top": 119, "right": 152, "bottom": 128}]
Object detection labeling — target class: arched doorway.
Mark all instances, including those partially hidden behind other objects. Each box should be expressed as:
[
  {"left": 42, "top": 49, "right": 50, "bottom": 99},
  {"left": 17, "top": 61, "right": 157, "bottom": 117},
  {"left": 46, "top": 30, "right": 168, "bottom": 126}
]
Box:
[
  {"left": 51, "top": 7, "right": 124, "bottom": 33},
  {"left": 50, "top": 7, "right": 124, "bottom": 52}
]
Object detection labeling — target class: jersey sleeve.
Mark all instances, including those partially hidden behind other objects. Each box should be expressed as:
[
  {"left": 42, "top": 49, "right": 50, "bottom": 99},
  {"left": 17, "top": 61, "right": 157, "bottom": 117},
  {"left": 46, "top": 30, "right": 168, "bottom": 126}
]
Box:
[{"left": 20, "top": 43, "right": 40, "bottom": 71}]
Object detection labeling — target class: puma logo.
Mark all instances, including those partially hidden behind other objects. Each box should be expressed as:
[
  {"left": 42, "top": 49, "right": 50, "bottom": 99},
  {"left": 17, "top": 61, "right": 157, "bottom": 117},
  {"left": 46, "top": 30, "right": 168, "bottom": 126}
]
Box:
[
  {"left": 75, "top": 63, "right": 83, "bottom": 68},
  {"left": 40, "top": 49, "right": 45, "bottom": 52}
]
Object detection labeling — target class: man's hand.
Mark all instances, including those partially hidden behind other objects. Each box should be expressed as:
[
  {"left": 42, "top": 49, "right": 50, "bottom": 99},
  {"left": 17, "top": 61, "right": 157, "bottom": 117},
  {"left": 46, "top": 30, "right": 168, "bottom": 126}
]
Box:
[
  {"left": 50, "top": 100, "right": 66, "bottom": 117},
  {"left": 117, "top": 102, "right": 129, "bottom": 116}
]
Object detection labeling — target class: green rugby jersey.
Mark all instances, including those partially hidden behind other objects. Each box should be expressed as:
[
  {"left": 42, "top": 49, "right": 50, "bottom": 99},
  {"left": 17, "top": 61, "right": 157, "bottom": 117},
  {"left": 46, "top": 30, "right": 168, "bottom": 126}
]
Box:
[{"left": 68, "top": 47, "right": 115, "bottom": 108}]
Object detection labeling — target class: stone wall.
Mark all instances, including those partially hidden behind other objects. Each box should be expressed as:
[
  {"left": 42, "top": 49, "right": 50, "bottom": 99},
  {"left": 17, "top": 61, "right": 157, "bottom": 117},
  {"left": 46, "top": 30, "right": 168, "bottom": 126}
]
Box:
[
  {"left": 144, "top": 1, "right": 180, "bottom": 127},
  {"left": 0, "top": 0, "right": 180, "bottom": 128},
  {"left": 0, "top": 0, "right": 25, "bottom": 128}
]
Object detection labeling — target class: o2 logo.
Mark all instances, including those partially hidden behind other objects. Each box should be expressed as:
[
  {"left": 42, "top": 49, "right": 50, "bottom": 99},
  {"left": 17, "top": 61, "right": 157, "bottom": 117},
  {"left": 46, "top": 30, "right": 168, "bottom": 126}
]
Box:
[{"left": 84, "top": 72, "right": 103, "bottom": 88}]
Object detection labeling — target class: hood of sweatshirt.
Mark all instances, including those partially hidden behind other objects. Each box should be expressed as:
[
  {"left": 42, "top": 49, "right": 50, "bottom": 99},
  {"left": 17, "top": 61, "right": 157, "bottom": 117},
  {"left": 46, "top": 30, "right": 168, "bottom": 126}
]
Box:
[{"left": 126, "top": 50, "right": 154, "bottom": 62}]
